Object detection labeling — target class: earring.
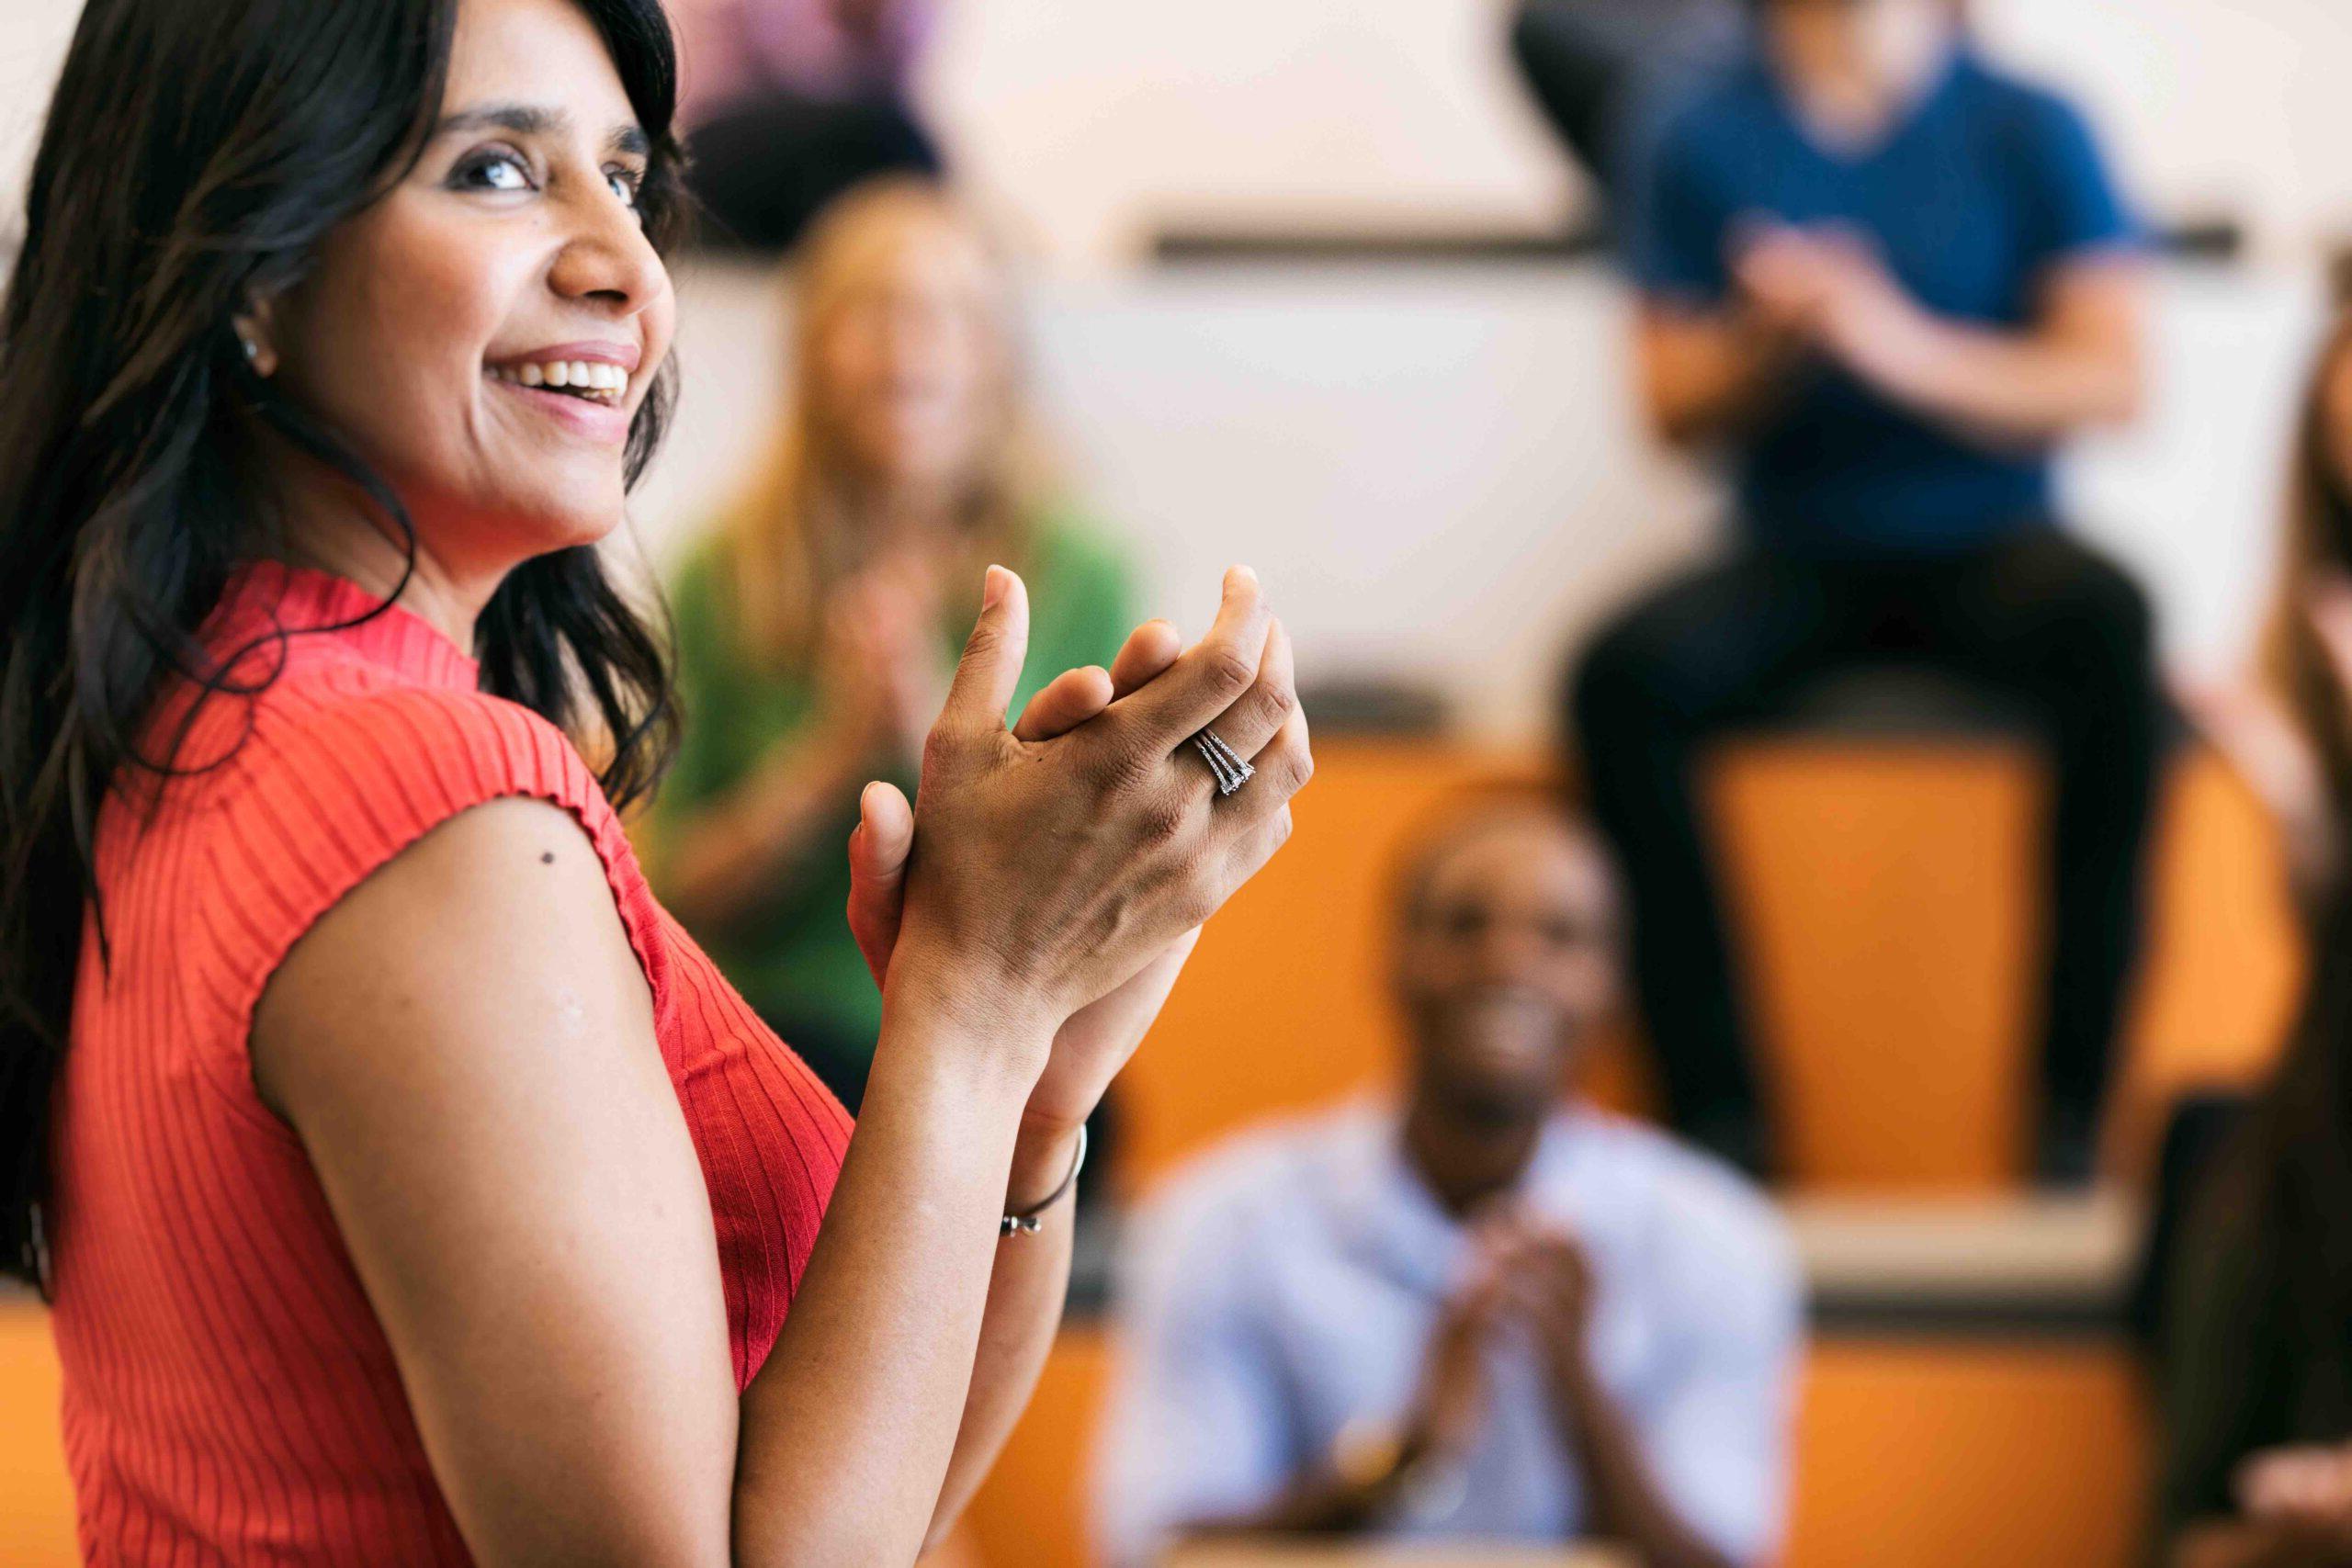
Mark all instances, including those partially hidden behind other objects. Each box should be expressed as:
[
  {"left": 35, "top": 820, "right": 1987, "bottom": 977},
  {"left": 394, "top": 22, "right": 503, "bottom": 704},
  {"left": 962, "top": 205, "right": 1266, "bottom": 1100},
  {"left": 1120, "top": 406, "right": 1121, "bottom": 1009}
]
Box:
[{"left": 232, "top": 321, "right": 276, "bottom": 378}]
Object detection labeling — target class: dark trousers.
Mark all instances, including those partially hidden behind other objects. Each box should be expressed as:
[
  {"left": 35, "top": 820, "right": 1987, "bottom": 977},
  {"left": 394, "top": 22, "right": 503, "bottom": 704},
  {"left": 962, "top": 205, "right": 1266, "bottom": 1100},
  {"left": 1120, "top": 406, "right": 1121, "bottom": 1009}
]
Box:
[{"left": 1567, "top": 529, "right": 2161, "bottom": 1166}]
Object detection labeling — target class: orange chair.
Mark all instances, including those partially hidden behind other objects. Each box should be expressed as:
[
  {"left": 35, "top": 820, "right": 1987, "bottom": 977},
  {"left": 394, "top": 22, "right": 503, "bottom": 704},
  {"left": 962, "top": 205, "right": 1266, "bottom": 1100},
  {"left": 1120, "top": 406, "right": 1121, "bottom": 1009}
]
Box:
[
  {"left": 1122, "top": 736, "right": 2301, "bottom": 1194},
  {"left": 0, "top": 1299, "right": 74, "bottom": 1567}
]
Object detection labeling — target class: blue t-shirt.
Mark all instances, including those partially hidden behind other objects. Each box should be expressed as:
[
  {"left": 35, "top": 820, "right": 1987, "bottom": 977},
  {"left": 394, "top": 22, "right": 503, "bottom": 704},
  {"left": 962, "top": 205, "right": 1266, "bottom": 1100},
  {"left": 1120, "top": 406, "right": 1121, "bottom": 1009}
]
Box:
[{"left": 1624, "top": 49, "right": 2140, "bottom": 556}]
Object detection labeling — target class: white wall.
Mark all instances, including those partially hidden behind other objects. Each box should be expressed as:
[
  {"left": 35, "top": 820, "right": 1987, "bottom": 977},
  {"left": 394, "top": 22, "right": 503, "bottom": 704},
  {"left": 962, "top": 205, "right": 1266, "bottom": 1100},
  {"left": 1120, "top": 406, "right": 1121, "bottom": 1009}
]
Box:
[
  {"left": 0, "top": 0, "right": 79, "bottom": 258},
  {"left": 1971, "top": 0, "right": 2352, "bottom": 265}
]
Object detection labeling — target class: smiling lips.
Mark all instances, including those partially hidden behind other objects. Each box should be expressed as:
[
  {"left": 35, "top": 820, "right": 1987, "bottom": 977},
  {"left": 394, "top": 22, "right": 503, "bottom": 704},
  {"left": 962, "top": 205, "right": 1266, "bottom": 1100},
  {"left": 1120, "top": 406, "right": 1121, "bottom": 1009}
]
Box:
[{"left": 487, "top": 358, "right": 629, "bottom": 405}]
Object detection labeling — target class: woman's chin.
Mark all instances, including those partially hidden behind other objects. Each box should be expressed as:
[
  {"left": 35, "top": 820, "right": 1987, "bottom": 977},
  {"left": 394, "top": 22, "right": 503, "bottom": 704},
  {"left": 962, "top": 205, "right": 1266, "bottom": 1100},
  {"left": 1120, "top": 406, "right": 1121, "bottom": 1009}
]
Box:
[{"left": 494, "top": 487, "right": 631, "bottom": 558}]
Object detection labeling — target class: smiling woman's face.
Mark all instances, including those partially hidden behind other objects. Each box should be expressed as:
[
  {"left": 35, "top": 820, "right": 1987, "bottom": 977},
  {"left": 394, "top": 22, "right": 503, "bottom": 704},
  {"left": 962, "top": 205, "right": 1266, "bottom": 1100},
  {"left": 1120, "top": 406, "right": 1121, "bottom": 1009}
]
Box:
[
  {"left": 811, "top": 209, "right": 1004, "bottom": 499},
  {"left": 266, "top": 0, "right": 675, "bottom": 576}
]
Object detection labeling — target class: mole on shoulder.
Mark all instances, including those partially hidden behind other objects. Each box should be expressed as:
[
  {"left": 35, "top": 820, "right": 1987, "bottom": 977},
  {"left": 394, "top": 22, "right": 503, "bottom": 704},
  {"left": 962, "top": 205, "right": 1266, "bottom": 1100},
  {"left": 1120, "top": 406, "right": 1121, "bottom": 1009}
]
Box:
[{"left": 540, "top": 852, "right": 555, "bottom": 865}]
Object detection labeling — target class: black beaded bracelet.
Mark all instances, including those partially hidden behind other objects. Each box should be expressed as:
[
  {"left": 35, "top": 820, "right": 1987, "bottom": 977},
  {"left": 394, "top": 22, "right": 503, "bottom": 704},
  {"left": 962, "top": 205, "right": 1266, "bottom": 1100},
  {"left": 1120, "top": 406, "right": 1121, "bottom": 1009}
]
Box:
[{"left": 1001, "top": 1124, "right": 1088, "bottom": 1237}]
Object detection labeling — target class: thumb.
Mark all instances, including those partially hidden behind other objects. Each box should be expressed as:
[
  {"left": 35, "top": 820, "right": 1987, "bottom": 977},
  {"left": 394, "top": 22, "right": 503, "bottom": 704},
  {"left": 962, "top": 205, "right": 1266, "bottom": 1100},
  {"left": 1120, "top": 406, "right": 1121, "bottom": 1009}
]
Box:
[
  {"left": 940, "top": 565, "right": 1031, "bottom": 730},
  {"left": 846, "top": 781, "right": 915, "bottom": 991}
]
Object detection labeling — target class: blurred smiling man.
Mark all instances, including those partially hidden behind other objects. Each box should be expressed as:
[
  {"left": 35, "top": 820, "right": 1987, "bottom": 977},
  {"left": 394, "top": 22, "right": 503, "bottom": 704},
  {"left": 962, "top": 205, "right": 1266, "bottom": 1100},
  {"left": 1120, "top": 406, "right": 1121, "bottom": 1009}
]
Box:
[{"left": 1093, "top": 796, "right": 1802, "bottom": 1568}]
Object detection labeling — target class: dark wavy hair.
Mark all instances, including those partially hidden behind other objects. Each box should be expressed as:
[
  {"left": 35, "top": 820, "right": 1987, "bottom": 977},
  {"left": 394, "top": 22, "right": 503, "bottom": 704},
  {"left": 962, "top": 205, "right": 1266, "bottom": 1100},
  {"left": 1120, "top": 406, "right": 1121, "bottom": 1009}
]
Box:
[
  {"left": 2264, "top": 314, "right": 2352, "bottom": 842},
  {"left": 2195, "top": 314, "right": 2352, "bottom": 1348},
  {"left": 0, "top": 0, "right": 689, "bottom": 1287}
]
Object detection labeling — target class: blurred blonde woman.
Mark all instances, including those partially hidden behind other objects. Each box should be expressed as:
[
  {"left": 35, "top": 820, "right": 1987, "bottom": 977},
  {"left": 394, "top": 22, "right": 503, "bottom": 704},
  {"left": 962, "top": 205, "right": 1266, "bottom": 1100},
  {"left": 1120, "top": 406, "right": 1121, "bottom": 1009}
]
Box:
[{"left": 650, "top": 178, "right": 1135, "bottom": 1107}]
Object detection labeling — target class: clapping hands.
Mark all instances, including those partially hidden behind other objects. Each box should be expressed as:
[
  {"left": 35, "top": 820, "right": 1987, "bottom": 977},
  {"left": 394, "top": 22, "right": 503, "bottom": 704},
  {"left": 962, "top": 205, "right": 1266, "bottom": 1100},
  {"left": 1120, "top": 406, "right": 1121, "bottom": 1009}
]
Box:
[
  {"left": 1732, "top": 217, "right": 1936, "bottom": 396},
  {"left": 842, "top": 565, "right": 1311, "bottom": 1141},
  {"left": 1403, "top": 1205, "right": 1602, "bottom": 1464},
  {"left": 810, "top": 557, "right": 947, "bottom": 770}
]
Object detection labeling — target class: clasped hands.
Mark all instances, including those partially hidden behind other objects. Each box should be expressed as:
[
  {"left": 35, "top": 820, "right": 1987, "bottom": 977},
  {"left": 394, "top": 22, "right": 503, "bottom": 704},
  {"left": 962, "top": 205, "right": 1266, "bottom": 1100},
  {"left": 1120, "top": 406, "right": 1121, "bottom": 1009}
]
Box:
[
  {"left": 839, "top": 564, "right": 1313, "bottom": 1156},
  {"left": 1731, "top": 215, "right": 1938, "bottom": 396},
  {"left": 1407, "top": 1208, "right": 1601, "bottom": 1466},
  {"left": 808, "top": 555, "right": 948, "bottom": 770}
]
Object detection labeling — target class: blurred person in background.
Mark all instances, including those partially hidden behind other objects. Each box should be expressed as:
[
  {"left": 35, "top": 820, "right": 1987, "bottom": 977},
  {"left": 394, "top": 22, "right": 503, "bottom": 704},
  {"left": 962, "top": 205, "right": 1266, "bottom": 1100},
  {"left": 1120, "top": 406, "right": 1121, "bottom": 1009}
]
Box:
[
  {"left": 1568, "top": 0, "right": 2154, "bottom": 1181},
  {"left": 2154, "top": 314, "right": 2352, "bottom": 1568},
  {"left": 647, "top": 179, "right": 1136, "bottom": 1111},
  {"left": 1510, "top": 0, "right": 1747, "bottom": 219},
  {"left": 669, "top": 0, "right": 941, "bottom": 249},
  {"left": 1093, "top": 796, "right": 1801, "bottom": 1568},
  {"left": 1509, "top": 0, "right": 1970, "bottom": 220}
]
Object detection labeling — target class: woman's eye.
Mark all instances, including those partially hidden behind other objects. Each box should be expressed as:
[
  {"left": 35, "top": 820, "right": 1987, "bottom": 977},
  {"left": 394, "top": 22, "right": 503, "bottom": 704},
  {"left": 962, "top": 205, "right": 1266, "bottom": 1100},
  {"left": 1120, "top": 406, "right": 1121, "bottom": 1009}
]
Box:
[
  {"left": 454, "top": 151, "right": 533, "bottom": 194},
  {"left": 605, "top": 168, "right": 643, "bottom": 209}
]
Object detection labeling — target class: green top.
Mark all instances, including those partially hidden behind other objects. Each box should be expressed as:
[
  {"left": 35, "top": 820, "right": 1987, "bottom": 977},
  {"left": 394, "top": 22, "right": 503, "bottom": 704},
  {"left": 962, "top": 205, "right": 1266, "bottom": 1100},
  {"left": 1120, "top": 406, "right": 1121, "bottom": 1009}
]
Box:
[{"left": 649, "top": 516, "right": 1135, "bottom": 1100}]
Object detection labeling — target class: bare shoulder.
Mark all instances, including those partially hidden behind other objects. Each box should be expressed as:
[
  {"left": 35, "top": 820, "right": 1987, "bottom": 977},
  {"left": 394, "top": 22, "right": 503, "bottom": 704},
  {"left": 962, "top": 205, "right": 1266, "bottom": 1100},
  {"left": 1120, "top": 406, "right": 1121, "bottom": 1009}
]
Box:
[{"left": 253, "top": 792, "right": 650, "bottom": 1126}]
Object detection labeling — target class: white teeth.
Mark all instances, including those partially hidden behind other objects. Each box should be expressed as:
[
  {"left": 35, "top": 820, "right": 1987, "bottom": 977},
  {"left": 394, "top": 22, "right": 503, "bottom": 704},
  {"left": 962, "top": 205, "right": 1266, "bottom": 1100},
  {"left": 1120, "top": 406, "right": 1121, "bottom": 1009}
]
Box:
[{"left": 488, "top": 359, "right": 629, "bottom": 400}]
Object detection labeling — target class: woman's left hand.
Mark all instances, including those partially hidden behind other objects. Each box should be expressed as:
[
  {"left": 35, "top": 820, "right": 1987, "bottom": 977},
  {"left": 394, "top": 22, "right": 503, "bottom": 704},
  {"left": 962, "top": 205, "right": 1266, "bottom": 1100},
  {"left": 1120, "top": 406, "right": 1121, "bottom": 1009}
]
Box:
[{"left": 846, "top": 615, "right": 1202, "bottom": 1136}]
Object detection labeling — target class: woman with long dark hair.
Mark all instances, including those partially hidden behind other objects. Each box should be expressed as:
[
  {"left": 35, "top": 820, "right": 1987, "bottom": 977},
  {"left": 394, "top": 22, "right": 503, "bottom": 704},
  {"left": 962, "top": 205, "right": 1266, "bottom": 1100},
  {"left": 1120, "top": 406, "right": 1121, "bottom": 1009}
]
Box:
[
  {"left": 2157, "top": 315, "right": 2352, "bottom": 1567},
  {"left": 0, "top": 0, "right": 1309, "bottom": 1561}
]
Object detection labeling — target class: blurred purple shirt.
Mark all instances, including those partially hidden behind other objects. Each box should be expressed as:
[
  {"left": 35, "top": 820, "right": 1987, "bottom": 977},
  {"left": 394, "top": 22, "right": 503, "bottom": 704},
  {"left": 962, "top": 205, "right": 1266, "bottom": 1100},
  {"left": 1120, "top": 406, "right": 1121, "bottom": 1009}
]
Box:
[{"left": 673, "top": 0, "right": 940, "bottom": 125}]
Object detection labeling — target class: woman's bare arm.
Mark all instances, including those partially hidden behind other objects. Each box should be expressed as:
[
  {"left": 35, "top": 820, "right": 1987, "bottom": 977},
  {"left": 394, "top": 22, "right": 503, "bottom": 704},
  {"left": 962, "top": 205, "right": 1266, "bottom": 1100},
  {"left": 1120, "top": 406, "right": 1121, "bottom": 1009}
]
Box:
[{"left": 255, "top": 795, "right": 743, "bottom": 1567}]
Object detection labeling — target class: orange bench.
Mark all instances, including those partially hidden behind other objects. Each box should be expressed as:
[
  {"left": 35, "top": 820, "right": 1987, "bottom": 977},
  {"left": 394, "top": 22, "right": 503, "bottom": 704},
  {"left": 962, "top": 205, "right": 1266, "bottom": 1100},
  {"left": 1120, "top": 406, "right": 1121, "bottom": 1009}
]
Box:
[{"left": 1121, "top": 737, "right": 2301, "bottom": 1194}]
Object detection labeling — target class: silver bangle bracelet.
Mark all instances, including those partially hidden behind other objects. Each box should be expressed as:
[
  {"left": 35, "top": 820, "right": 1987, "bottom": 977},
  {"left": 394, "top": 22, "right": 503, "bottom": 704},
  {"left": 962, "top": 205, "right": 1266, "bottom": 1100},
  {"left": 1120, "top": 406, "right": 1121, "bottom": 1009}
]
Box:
[{"left": 1001, "top": 1123, "right": 1088, "bottom": 1237}]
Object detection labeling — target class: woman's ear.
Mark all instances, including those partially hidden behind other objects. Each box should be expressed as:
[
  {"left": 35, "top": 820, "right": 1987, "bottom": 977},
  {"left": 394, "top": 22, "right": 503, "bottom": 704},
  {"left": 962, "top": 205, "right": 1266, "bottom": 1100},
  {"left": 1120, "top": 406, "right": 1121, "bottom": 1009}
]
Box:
[{"left": 232, "top": 296, "right": 280, "bottom": 378}]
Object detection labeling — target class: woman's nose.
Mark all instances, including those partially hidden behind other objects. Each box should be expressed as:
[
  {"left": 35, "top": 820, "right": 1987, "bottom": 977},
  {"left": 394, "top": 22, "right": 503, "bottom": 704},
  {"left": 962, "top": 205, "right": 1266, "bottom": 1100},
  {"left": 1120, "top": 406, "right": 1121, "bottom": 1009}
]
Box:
[{"left": 548, "top": 186, "right": 667, "bottom": 318}]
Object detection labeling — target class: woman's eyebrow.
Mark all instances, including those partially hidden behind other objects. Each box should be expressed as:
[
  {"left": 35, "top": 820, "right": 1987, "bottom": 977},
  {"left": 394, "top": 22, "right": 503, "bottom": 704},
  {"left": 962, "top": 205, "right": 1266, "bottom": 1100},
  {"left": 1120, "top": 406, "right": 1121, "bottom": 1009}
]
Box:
[
  {"left": 436, "top": 103, "right": 650, "bottom": 157},
  {"left": 436, "top": 102, "right": 565, "bottom": 139}
]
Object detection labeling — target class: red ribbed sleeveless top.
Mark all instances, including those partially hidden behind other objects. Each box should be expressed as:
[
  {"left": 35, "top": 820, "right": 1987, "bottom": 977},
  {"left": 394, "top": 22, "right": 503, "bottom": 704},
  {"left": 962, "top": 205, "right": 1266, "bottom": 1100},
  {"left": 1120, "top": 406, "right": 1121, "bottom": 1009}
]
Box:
[{"left": 48, "top": 561, "right": 854, "bottom": 1563}]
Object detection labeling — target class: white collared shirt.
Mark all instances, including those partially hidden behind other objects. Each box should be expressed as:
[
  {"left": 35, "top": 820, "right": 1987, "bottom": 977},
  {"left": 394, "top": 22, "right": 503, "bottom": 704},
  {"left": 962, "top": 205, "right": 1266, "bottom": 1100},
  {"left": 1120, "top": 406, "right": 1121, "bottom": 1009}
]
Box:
[{"left": 1092, "top": 1100, "right": 1803, "bottom": 1568}]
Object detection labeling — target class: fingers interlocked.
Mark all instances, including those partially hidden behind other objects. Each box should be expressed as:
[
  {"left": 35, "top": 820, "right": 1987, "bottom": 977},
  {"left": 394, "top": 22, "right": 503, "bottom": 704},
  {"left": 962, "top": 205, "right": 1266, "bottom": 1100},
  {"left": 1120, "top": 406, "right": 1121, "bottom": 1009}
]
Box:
[{"left": 899, "top": 561, "right": 1314, "bottom": 1028}]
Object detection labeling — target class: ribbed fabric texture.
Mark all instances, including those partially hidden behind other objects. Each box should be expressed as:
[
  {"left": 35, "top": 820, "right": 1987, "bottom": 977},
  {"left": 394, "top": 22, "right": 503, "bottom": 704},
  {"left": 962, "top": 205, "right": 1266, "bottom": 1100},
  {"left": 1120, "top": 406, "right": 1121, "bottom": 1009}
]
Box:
[{"left": 48, "top": 561, "right": 854, "bottom": 1564}]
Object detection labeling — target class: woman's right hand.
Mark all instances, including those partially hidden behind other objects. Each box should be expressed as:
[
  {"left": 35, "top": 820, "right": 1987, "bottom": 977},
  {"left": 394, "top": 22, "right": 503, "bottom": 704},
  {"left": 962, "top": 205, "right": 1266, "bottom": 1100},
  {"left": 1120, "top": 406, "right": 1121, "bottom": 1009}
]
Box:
[{"left": 881, "top": 563, "right": 1309, "bottom": 1066}]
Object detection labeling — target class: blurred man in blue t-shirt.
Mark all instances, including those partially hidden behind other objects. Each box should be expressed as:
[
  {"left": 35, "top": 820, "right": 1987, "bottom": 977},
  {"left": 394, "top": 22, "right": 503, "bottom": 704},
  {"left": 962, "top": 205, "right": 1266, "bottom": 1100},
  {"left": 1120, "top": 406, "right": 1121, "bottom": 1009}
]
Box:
[{"left": 1568, "top": 0, "right": 2155, "bottom": 1181}]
